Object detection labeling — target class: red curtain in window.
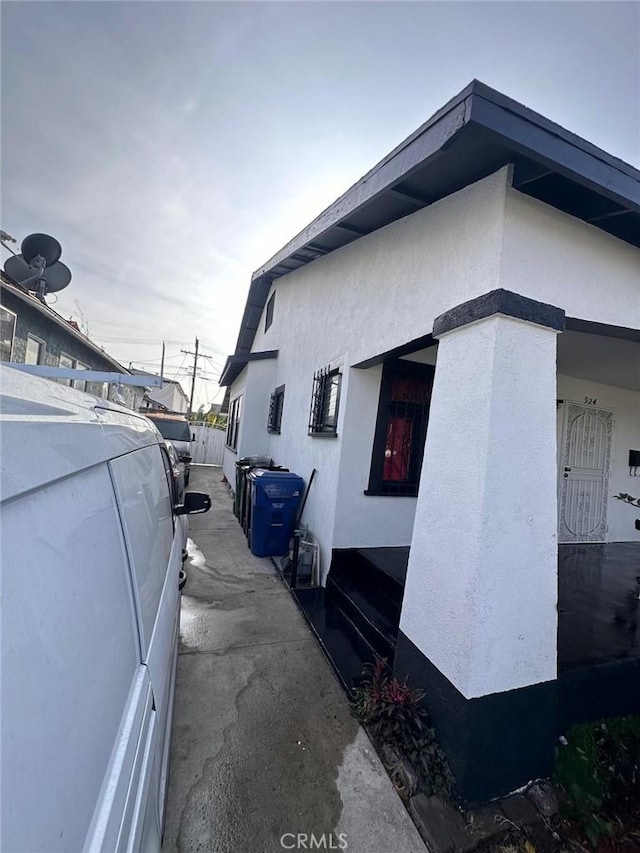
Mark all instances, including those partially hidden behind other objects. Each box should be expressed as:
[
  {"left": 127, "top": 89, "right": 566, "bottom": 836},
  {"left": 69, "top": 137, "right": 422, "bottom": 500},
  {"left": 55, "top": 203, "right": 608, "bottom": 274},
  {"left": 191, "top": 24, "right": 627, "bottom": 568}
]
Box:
[{"left": 383, "top": 416, "right": 413, "bottom": 481}]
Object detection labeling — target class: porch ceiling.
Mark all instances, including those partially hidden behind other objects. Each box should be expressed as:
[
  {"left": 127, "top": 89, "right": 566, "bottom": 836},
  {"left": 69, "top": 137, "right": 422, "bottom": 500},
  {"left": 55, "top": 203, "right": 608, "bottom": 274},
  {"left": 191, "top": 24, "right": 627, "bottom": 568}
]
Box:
[{"left": 557, "top": 330, "right": 640, "bottom": 392}]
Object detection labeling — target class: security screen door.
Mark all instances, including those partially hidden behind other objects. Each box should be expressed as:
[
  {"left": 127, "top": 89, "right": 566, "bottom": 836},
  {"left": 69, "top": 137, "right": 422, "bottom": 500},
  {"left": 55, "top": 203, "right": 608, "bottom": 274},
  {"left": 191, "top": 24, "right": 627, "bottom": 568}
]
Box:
[{"left": 558, "top": 402, "right": 613, "bottom": 543}]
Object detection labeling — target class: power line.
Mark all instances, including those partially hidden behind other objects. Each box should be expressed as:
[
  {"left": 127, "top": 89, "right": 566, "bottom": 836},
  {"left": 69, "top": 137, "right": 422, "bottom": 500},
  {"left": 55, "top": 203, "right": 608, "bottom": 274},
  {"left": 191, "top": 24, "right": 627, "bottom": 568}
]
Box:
[{"left": 181, "top": 337, "right": 215, "bottom": 416}]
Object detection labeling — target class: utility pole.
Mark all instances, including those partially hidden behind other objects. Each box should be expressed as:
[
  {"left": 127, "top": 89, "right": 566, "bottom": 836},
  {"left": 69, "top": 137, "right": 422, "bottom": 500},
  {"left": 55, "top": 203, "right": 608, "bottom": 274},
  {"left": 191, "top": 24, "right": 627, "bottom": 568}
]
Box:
[
  {"left": 181, "top": 337, "right": 213, "bottom": 418},
  {"left": 160, "top": 341, "right": 165, "bottom": 382}
]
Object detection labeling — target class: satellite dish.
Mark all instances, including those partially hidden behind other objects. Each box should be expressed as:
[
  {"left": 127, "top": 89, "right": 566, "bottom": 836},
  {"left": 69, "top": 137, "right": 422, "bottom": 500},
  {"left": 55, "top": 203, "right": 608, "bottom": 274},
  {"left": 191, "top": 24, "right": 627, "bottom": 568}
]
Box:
[
  {"left": 21, "top": 233, "right": 61, "bottom": 267},
  {"left": 4, "top": 254, "right": 72, "bottom": 295}
]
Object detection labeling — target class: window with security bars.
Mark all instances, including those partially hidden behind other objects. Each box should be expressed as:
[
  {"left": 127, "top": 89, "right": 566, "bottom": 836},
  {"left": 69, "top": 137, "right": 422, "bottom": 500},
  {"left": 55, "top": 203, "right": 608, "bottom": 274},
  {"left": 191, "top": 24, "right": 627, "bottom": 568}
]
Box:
[
  {"left": 308, "top": 367, "right": 341, "bottom": 436},
  {"left": 367, "top": 359, "right": 434, "bottom": 496},
  {"left": 267, "top": 385, "right": 285, "bottom": 433}
]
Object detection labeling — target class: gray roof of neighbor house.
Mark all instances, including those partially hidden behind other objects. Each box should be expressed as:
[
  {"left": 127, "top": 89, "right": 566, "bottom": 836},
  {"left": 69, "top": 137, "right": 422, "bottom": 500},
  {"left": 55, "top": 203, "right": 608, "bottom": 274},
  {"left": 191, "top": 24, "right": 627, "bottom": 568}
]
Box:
[
  {"left": 220, "top": 79, "right": 640, "bottom": 387},
  {"left": 0, "top": 274, "right": 129, "bottom": 373}
]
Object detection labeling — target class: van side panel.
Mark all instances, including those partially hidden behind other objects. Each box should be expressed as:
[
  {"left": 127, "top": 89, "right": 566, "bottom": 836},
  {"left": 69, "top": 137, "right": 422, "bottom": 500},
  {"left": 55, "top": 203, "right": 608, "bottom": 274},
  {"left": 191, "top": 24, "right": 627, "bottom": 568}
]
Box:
[
  {"left": 110, "top": 448, "right": 184, "bottom": 836},
  {"left": 1, "top": 465, "right": 139, "bottom": 853},
  {"left": 109, "top": 446, "right": 174, "bottom": 658}
]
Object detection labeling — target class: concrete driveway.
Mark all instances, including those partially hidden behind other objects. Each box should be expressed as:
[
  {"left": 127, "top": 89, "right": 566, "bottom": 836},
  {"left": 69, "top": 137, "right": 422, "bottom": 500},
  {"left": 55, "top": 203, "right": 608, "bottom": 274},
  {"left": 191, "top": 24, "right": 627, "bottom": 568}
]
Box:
[{"left": 162, "top": 465, "right": 426, "bottom": 853}]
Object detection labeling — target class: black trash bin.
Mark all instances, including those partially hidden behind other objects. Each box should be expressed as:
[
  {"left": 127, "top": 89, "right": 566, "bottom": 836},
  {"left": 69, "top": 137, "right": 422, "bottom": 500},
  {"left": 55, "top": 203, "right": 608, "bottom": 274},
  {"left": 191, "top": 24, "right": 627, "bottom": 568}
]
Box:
[{"left": 234, "top": 456, "right": 271, "bottom": 523}]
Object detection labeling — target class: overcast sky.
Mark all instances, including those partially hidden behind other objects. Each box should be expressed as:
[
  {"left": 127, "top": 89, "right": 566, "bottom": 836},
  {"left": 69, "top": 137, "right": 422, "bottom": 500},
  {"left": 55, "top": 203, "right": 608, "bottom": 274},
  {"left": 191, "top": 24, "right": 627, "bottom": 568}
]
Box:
[{"left": 2, "top": 1, "right": 638, "bottom": 408}]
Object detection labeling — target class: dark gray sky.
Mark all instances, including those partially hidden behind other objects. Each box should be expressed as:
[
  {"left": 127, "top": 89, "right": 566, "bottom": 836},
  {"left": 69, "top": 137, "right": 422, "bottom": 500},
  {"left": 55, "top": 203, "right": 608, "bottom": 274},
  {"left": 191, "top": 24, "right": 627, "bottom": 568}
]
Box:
[{"left": 2, "top": 1, "right": 638, "bottom": 407}]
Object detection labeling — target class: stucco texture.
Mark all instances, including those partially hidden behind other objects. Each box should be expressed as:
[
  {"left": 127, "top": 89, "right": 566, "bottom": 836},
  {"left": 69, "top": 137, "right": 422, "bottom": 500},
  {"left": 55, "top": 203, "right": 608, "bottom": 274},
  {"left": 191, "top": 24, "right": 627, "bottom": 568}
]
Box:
[{"left": 400, "top": 315, "right": 560, "bottom": 699}]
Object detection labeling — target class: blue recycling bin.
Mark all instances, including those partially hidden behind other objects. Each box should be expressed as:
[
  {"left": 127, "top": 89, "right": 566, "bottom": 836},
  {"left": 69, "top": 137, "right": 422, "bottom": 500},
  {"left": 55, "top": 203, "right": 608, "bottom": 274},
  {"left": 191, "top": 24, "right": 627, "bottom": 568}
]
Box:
[{"left": 248, "top": 470, "right": 304, "bottom": 557}]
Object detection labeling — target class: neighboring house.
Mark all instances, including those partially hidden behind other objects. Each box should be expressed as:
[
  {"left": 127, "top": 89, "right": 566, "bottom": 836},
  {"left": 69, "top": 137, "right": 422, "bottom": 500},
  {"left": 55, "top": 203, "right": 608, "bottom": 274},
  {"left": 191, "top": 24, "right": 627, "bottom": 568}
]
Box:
[
  {"left": 220, "top": 81, "right": 640, "bottom": 804},
  {"left": 138, "top": 376, "right": 189, "bottom": 414},
  {"left": 0, "top": 273, "right": 143, "bottom": 410}
]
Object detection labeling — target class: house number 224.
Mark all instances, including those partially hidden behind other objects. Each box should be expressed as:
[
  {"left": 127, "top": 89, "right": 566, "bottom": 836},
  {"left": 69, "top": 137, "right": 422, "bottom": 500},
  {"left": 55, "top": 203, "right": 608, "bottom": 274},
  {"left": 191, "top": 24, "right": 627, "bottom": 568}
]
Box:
[{"left": 584, "top": 397, "right": 597, "bottom": 405}]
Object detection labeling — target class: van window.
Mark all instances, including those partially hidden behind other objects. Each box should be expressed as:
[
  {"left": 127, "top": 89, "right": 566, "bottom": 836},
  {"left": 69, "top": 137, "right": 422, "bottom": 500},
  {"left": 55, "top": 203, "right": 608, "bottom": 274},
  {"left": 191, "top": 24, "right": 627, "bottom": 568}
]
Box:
[
  {"left": 109, "top": 445, "right": 174, "bottom": 656},
  {"left": 160, "top": 445, "right": 178, "bottom": 513},
  {"left": 1, "top": 464, "right": 139, "bottom": 852},
  {"left": 148, "top": 417, "right": 190, "bottom": 442}
]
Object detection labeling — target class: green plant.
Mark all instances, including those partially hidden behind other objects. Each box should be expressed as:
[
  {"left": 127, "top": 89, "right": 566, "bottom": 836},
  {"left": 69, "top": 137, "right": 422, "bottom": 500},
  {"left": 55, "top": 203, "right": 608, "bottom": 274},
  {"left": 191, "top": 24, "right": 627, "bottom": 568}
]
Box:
[
  {"left": 554, "top": 716, "right": 640, "bottom": 847},
  {"left": 351, "top": 657, "right": 454, "bottom": 798}
]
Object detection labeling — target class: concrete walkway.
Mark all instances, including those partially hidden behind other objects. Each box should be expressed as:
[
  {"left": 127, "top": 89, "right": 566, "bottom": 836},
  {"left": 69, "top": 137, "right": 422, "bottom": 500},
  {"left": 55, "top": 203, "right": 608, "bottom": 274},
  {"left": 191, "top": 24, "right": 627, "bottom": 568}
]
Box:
[{"left": 163, "top": 466, "right": 426, "bottom": 853}]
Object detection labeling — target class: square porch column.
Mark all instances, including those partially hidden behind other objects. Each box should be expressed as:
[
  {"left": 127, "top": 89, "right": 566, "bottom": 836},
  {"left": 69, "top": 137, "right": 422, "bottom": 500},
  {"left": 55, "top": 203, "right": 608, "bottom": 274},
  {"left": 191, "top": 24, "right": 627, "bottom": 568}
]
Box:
[{"left": 394, "top": 289, "right": 565, "bottom": 804}]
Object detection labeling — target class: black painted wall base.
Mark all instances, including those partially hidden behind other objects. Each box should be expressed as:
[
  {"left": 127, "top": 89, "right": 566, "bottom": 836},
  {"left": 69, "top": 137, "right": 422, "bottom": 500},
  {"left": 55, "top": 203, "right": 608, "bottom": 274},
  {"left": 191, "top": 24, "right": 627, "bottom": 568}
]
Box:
[{"left": 393, "top": 631, "right": 557, "bottom": 806}]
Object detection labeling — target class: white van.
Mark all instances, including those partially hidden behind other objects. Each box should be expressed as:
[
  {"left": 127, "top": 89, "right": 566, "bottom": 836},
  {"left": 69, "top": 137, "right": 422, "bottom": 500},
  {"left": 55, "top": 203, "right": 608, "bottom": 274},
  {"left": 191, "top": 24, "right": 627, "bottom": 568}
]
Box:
[{"left": 0, "top": 365, "right": 210, "bottom": 853}]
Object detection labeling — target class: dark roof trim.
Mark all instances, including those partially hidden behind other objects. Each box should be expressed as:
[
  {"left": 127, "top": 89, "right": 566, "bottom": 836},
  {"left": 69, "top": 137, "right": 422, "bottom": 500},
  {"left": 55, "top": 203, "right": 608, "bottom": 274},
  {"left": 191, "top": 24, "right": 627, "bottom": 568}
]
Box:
[
  {"left": 433, "top": 289, "right": 565, "bottom": 337},
  {"left": 352, "top": 333, "right": 437, "bottom": 369},
  {"left": 219, "top": 349, "right": 278, "bottom": 387},
  {"left": 469, "top": 91, "right": 639, "bottom": 208},
  {"left": 223, "top": 80, "right": 639, "bottom": 382},
  {"left": 251, "top": 91, "right": 471, "bottom": 283},
  {"left": 251, "top": 80, "right": 638, "bottom": 287},
  {"left": 565, "top": 317, "right": 640, "bottom": 343}
]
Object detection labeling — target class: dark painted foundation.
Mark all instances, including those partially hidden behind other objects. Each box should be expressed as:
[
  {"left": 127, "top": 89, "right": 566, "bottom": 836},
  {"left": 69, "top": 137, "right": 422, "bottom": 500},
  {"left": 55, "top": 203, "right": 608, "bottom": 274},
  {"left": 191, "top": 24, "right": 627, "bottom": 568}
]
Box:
[
  {"left": 289, "top": 542, "right": 640, "bottom": 806},
  {"left": 393, "top": 631, "right": 557, "bottom": 806}
]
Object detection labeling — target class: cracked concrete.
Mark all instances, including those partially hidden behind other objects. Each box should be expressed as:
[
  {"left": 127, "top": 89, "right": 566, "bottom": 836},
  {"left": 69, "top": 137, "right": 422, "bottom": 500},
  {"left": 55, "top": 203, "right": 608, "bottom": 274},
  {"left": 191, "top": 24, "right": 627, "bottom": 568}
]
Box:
[{"left": 162, "top": 466, "right": 426, "bottom": 853}]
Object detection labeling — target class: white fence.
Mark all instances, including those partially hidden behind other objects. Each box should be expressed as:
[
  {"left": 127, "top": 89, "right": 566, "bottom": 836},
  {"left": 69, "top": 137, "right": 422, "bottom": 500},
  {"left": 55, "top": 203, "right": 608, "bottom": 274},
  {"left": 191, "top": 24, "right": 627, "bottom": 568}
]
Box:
[{"left": 190, "top": 423, "right": 226, "bottom": 465}]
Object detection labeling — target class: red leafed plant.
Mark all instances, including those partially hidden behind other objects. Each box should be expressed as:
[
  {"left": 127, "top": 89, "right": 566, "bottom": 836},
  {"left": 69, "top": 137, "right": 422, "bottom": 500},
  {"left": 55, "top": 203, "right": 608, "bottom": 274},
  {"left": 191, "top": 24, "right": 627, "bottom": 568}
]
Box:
[{"left": 351, "top": 657, "right": 454, "bottom": 798}]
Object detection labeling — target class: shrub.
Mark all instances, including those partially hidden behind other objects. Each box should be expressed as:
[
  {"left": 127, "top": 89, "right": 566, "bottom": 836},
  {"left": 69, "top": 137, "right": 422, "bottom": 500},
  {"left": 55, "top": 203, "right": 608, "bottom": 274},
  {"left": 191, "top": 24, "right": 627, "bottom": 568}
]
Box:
[
  {"left": 351, "top": 657, "right": 454, "bottom": 799},
  {"left": 554, "top": 716, "right": 640, "bottom": 847}
]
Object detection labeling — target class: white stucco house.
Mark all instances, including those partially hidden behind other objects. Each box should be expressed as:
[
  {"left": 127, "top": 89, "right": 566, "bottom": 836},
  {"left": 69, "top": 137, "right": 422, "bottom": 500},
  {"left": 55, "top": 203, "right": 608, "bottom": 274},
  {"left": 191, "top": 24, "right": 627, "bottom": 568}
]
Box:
[{"left": 220, "top": 81, "right": 640, "bottom": 803}]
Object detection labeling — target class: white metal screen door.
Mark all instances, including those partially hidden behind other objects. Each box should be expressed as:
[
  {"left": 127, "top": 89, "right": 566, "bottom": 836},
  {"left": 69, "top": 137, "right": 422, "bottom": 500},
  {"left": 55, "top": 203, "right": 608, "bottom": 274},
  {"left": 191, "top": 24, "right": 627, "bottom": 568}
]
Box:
[{"left": 558, "top": 402, "right": 613, "bottom": 543}]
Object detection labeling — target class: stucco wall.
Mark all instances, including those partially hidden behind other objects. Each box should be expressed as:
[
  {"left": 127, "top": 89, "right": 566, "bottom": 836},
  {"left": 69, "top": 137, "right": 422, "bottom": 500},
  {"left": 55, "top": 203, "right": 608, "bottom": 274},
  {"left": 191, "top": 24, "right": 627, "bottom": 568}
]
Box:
[
  {"left": 502, "top": 190, "right": 640, "bottom": 331},
  {"left": 401, "top": 316, "right": 560, "bottom": 698},
  {"left": 239, "top": 169, "right": 511, "bottom": 573},
  {"left": 557, "top": 375, "right": 640, "bottom": 543},
  {"left": 241, "top": 358, "right": 277, "bottom": 458},
  {"left": 222, "top": 368, "right": 247, "bottom": 486},
  {"left": 227, "top": 166, "right": 639, "bottom": 572}
]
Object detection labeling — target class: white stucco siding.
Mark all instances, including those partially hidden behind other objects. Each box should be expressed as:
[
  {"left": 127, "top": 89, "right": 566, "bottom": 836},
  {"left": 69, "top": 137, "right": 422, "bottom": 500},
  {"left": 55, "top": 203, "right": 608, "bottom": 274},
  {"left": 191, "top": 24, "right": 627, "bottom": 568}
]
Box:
[
  {"left": 251, "top": 167, "right": 510, "bottom": 365},
  {"left": 401, "top": 315, "right": 559, "bottom": 699},
  {"left": 222, "top": 369, "right": 247, "bottom": 487},
  {"left": 332, "top": 365, "right": 419, "bottom": 549},
  {"left": 261, "top": 354, "right": 350, "bottom": 583},
  {"left": 557, "top": 375, "right": 640, "bottom": 543},
  {"left": 241, "top": 169, "right": 510, "bottom": 566},
  {"left": 502, "top": 190, "right": 640, "bottom": 330},
  {"left": 241, "top": 359, "right": 277, "bottom": 457}
]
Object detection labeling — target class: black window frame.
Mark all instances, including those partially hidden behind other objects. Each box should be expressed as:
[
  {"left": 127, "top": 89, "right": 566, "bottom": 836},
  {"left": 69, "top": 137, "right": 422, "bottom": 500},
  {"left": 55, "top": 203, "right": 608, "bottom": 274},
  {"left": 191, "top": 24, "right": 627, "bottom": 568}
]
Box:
[
  {"left": 226, "top": 394, "right": 243, "bottom": 450},
  {"left": 267, "top": 384, "right": 285, "bottom": 434},
  {"left": 365, "top": 359, "right": 435, "bottom": 497},
  {"left": 265, "top": 292, "right": 275, "bottom": 332},
  {"left": 308, "top": 367, "right": 342, "bottom": 437},
  {"left": 159, "top": 444, "right": 178, "bottom": 523}
]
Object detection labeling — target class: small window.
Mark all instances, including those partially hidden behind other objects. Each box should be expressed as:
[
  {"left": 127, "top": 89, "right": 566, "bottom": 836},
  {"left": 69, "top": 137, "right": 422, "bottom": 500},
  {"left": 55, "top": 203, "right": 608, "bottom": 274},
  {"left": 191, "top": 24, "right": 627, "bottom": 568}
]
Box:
[
  {"left": 160, "top": 445, "right": 179, "bottom": 516},
  {"left": 58, "top": 352, "right": 75, "bottom": 386},
  {"left": 74, "top": 362, "right": 90, "bottom": 392},
  {"left": 25, "top": 334, "right": 45, "bottom": 365},
  {"left": 265, "top": 292, "right": 275, "bottom": 332},
  {"left": 267, "top": 385, "right": 285, "bottom": 433},
  {"left": 0, "top": 305, "right": 16, "bottom": 361},
  {"left": 226, "top": 394, "right": 243, "bottom": 450},
  {"left": 309, "top": 367, "right": 341, "bottom": 436}
]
